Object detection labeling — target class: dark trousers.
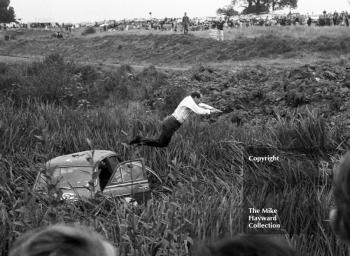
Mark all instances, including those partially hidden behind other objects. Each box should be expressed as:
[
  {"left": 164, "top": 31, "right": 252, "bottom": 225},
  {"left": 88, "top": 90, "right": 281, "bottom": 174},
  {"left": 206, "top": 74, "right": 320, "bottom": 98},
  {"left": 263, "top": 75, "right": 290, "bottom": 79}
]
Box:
[
  {"left": 138, "top": 116, "right": 182, "bottom": 147},
  {"left": 183, "top": 24, "right": 189, "bottom": 34}
]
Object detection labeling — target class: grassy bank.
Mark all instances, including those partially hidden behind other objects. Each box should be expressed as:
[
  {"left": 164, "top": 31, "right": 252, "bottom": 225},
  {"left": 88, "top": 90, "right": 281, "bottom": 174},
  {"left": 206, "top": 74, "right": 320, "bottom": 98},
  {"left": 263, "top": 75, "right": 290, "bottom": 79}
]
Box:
[{"left": 2, "top": 26, "right": 350, "bottom": 66}]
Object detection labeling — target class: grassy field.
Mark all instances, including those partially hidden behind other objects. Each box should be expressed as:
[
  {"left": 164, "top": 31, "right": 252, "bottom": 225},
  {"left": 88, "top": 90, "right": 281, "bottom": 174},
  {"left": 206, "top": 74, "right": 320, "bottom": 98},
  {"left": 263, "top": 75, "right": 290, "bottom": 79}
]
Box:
[{"left": 1, "top": 26, "right": 350, "bottom": 255}]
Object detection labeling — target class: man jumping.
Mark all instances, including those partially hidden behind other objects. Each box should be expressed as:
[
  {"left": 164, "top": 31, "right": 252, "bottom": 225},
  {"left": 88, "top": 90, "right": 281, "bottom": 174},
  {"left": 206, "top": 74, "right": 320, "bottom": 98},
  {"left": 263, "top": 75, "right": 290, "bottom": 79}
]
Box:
[{"left": 129, "top": 92, "right": 222, "bottom": 148}]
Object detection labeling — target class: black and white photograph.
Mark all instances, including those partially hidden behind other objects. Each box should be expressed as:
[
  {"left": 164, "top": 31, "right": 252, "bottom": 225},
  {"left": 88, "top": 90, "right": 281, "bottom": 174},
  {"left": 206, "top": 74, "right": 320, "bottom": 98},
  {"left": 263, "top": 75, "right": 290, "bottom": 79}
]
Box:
[{"left": 1, "top": 0, "right": 350, "bottom": 255}]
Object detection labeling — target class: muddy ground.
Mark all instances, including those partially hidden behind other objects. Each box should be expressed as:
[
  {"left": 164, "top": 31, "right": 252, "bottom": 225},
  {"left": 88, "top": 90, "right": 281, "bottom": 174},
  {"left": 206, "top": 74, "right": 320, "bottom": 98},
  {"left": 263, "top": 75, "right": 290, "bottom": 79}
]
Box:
[{"left": 159, "top": 62, "right": 350, "bottom": 127}]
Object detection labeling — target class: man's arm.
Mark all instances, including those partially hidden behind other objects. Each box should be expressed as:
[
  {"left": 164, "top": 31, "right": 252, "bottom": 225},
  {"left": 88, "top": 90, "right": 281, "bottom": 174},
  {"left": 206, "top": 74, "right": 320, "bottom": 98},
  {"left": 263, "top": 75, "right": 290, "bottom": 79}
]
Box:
[
  {"left": 198, "top": 103, "right": 215, "bottom": 110},
  {"left": 198, "top": 103, "right": 223, "bottom": 113},
  {"left": 183, "top": 97, "right": 211, "bottom": 115}
]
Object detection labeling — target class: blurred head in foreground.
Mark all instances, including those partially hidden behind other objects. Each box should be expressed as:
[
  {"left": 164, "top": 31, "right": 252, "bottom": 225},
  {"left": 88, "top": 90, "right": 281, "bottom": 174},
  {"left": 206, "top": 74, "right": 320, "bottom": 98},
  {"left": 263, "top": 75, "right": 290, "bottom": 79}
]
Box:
[
  {"left": 9, "top": 224, "right": 117, "bottom": 256},
  {"left": 196, "top": 234, "right": 296, "bottom": 256},
  {"left": 330, "top": 152, "right": 350, "bottom": 244}
]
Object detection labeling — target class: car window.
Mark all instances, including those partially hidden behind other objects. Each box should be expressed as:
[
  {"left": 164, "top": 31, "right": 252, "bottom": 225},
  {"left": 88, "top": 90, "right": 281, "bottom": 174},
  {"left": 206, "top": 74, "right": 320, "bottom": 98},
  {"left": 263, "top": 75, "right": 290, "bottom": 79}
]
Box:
[
  {"left": 111, "top": 168, "right": 122, "bottom": 184},
  {"left": 110, "top": 161, "right": 146, "bottom": 184},
  {"left": 107, "top": 156, "right": 119, "bottom": 171},
  {"left": 52, "top": 166, "right": 93, "bottom": 188},
  {"left": 98, "top": 159, "right": 113, "bottom": 191}
]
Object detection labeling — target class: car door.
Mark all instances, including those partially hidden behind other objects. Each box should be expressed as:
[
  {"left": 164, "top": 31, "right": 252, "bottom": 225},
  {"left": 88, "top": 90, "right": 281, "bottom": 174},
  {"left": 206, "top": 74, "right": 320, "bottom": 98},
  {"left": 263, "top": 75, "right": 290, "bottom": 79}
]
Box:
[{"left": 103, "top": 159, "right": 150, "bottom": 202}]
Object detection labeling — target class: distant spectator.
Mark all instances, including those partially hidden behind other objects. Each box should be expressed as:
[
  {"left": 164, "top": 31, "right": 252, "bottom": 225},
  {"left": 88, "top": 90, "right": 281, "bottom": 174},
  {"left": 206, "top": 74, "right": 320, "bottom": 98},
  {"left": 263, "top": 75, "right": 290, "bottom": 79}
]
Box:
[
  {"left": 333, "top": 11, "right": 339, "bottom": 25},
  {"left": 216, "top": 17, "right": 225, "bottom": 41},
  {"left": 280, "top": 16, "right": 287, "bottom": 26},
  {"left": 182, "top": 12, "right": 190, "bottom": 34},
  {"left": 9, "top": 224, "right": 117, "bottom": 256},
  {"left": 172, "top": 18, "right": 178, "bottom": 32},
  {"left": 264, "top": 16, "right": 270, "bottom": 26},
  {"left": 319, "top": 12, "right": 326, "bottom": 26},
  {"left": 345, "top": 12, "right": 349, "bottom": 27},
  {"left": 307, "top": 16, "right": 312, "bottom": 26},
  {"left": 196, "top": 234, "right": 297, "bottom": 256},
  {"left": 294, "top": 16, "right": 300, "bottom": 25}
]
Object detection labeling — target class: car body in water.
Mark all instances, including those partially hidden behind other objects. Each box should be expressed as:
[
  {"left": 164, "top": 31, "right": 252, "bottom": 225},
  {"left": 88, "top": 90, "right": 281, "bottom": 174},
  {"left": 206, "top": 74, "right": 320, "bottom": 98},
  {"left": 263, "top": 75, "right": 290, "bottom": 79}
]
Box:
[{"left": 33, "top": 150, "right": 160, "bottom": 204}]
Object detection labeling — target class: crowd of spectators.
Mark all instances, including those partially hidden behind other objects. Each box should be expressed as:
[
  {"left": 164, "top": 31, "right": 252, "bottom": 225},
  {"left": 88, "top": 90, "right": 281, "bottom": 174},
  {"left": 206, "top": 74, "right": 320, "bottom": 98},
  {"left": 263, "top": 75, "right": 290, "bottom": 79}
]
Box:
[
  {"left": 2, "top": 10, "right": 350, "bottom": 32},
  {"left": 317, "top": 10, "right": 349, "bottom": 26},
  {"left": 91, "top": 10, "right": 350, "bottom": 32}
]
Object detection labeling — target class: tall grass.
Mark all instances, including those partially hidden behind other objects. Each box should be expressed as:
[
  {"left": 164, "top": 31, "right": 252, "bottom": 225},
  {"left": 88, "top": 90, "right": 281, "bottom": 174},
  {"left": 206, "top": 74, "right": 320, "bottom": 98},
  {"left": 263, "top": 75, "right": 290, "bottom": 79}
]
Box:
[
  {"left": 0, "top": 97, "right": 240, "bottom": 255},
  {"left": 0, "top": 57, "right": 348, "bottom": 255}
]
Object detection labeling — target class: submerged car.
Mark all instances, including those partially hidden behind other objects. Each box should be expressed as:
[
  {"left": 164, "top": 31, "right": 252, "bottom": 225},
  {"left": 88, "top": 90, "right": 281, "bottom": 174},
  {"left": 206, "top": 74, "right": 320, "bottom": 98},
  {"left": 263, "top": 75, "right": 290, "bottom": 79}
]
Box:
[{"left": 33, "top": 150, "right": 159, "bottom": 204}]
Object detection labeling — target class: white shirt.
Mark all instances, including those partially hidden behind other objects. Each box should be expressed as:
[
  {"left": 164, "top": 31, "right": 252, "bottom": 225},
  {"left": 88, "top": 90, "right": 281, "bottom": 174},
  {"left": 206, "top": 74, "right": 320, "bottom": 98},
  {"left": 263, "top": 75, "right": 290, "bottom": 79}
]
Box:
[{"left": 171, "top": 96, "right": 211, "bottom": 123}]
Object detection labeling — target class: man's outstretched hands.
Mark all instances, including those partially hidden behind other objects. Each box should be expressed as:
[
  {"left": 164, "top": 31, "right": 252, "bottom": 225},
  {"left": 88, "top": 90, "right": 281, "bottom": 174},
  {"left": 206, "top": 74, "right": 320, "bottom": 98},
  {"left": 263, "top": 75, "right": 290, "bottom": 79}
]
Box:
[
  {"left": 210, "top": 109, "right": 223, "bottom": 114},
  {"left": 198, "top": 103, "right": 222, "bottom": 113}
]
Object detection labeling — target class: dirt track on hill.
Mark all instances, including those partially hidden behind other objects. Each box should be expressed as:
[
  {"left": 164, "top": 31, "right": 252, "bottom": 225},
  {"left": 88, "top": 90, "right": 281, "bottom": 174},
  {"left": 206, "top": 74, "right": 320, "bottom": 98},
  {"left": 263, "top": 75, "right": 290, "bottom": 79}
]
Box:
[
  {"left": 0, "top": 54, "right": 42, "bottom": 63},
  {"left": 0, "top": 54, "right": 189, "bottom": 71},
  {"left": 2, "top": 53, "right": 348, "bottom": 75}
]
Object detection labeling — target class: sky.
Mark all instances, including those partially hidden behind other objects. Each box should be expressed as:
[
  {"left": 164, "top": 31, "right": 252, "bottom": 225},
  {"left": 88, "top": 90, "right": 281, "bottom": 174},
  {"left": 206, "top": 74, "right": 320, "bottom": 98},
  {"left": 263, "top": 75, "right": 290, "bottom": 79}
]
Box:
[{"left": 9, "top": 0, "right": 350, "bottom": 23}]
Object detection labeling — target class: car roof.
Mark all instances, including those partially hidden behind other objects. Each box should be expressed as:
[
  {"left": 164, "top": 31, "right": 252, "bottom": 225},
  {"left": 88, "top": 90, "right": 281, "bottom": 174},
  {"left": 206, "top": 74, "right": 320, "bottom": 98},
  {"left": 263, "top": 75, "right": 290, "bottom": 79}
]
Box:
[{"left": 46, "top": 150, "right": 117, "bottom": 168}]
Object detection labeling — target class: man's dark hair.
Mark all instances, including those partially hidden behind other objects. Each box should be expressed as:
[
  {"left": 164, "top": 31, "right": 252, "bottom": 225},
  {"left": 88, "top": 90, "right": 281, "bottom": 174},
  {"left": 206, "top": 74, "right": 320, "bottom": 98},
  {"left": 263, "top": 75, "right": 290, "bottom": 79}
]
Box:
[
  {"left": 191, "top": 92, "right": 201, "bottom": 99},
  {"left": 9, "top": 225, "right": 110, "bottom": 256},
  {"left": 196, "top": 234, "right": 296, "bottom": 256}
]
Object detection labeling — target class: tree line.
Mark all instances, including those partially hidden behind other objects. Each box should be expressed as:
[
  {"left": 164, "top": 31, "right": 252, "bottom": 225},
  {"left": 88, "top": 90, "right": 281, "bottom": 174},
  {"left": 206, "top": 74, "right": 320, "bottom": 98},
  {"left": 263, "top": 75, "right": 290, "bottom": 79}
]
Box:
[
  {"left": 217, "top": 0, "right": 298, "bottom": 16},
  {"left": 0, "top": 0, "right": 15, "bottom": 23}
]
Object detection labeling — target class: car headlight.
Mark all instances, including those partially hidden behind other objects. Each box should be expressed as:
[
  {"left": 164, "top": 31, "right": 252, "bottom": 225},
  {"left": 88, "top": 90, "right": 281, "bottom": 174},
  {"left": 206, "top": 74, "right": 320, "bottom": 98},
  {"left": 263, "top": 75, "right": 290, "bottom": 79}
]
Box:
[{"left": 62, "top": 192, "right": 77, "bottom": 201}]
